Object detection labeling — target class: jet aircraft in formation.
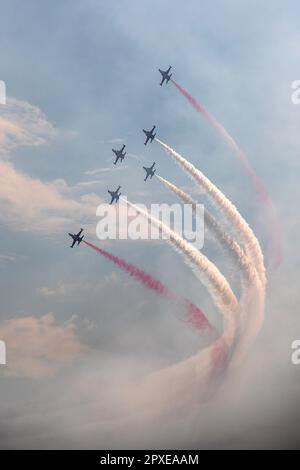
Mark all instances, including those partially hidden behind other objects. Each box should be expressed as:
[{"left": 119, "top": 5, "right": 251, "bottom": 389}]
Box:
[
  {"left": 158, "top": 65, "right": 172, "bottom": 86},
  {"left": 112, "top": 144, "right": 126, "bottom": 165},
  {"left": 142, "top": 125, "right": 156, "bottom": 146},
  {"left": 143, "top": 162, "right": 156, "bottom": 181},
  {"left": 69, "top": 66, "right": 175, "bottom": 245},
  {"left": 108, "top": 185, "right": 121, "bottom": 204},
  {"left": 68, "top": 228, "right": 84, "bottom": 248}
]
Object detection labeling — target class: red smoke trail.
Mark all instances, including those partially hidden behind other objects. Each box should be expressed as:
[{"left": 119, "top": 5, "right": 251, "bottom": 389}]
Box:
[
  {"left": 171, "top": 79, "right": 282, "bottom": 267},
  {"left": 83, "top": 240, "right": 214, "bottom": 334}
]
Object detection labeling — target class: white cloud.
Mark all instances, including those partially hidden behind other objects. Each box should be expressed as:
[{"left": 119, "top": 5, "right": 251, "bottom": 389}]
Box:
[
  {"left": 0, "top": 159, "right": 103, "bottom": 233},
  {"left": 0, "top": 313, "right": 89, "bottom": 378},
  {"left": 85, "top": 166, "right": 126, "bottom": 176},
  {"left": 0, "top": 97, "right": 63, "bottom": 156},
  {"left": 0, "top": 254, "right": 17, "bottom": 264},
  {"left": 0, "top": 97, "right": 104, "bottom": 234}
]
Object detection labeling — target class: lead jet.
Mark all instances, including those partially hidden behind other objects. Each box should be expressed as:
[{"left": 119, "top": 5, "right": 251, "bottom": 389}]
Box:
[
  {"left": 142, "top": 125, "right": 156, "bottom": 145},
  {"left": 108, "top": 185, "right": 121, "bottom": 204},
  {"left": 143, "top": 162, "right": 156, "bottom": 181},
  {"left": 112, "top": 144, "right": 126, "bottom": 165},
  {"left": 158, "top": 65, "right": 172, "bottom": 86},
  {"left": 68, "top": 228, "right": 84, "bottom": 248}
]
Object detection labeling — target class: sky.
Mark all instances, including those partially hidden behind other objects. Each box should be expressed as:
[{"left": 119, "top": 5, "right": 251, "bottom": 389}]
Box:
[{"left": 0, "top": 0, "right": 300, "bottom": 449}]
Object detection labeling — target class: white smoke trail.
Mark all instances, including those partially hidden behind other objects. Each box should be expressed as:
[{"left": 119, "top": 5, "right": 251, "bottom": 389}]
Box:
[
  {"left": 171, "top": 79, "right": 282, "bottom": 268},
  {"left": 155, "top": 174, "right": 264, "bottom": 365},
  {"left": 156, "top": 139, "right": 266, "bottom": 288},
  {"left": 122, "top": 198, "right": 238, "bottom": 354},
  {"left": 156, "top": 174, "right": 257, "bottom": 284},
  {"left": 155, "top": 141, "right": 266, "bottom": 366}
]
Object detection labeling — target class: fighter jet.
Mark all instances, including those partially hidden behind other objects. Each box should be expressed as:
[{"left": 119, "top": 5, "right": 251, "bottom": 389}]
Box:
[
  {"left": 158, "top": 66, "right": 172, "bottom": 86},
  {"left": 143, "top": 162, "right": 156, "bottom": 181},
  {"left": 68, "top": 228, "right": 84, "bottom": 248},
  {"left": 142, "top": 125, "right": 156, "bottom": 145},
  {"left": 108, "top": 185, "right": 121, "bottom": 204},
  {"left": 112, "top": 144, "right": 126, "bottom": 165}
]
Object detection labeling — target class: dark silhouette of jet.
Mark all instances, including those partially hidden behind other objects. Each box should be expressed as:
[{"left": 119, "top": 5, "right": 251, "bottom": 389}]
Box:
[
  {"left": 68, "top": 228, "right": 84, "bottom": 248},
  {"left": 158, "top": 65, "right": 172, "bottom": 86},
  {"left": 143, "top": 162, "right": 156, "bottom": 181},
  {"left": 108, "top": 185, "right": 121, "bottom": 204},
  {"left": 112, "top": 144, "right": 126, "bottom": 165},
  {"left": 142, "top": 125, "right": 156, "bottom": 145}
]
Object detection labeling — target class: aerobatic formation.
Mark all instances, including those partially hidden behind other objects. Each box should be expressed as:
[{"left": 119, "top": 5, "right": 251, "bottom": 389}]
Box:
[{"left": 68, "top": 65, "right": 273, "bottom": 410}]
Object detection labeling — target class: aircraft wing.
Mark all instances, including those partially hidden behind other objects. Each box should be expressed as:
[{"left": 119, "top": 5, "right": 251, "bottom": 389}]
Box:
[
  {"left": 167, "top": 66, "right": 171, "bottom": 73},
  {"left": 76, "top": 229, "right": 83, "bottom": 237}
]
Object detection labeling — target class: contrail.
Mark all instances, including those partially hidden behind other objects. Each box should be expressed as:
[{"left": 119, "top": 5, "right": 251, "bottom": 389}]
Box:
[
  {"left": 84, "top": 239, "right": 233, "bottom": 413},
  {"left": 120, "top": 198, "right": 239, "bottom": 402},
  {"left": 122, "top": 198, "right": 238, "bottom": 359},
  {"left": 156, "top": 174, "right": 257, "bottom": 284},
  {"left": 155, "top": 140, "right": 265, "bottom": 364},
  {"left": 83, "top": 240, "right": 214, "bottom": 334},
  {"left": 155, "top": 175, "right": 265, "bottom": 365},
  {"left": 171, "top": 79, "right": 282, "bottom": 268},
  {"left": 155, "top": 175, "right": 264, "bottom": 364},
  {"left": 156, "top": 138, "right": 266, "bottom": 288}
]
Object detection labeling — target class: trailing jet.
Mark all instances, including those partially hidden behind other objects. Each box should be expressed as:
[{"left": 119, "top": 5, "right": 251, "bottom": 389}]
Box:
[
  {"left": 68, "top": 228, "right": 84, "bottom": 248},
  {"left": 108, "top": 185, "right": 121, "bottom": 204},
  {"left": 142, "top": 125, "right": 156, "bottom": 145},
  {"left": 112, "top": 144, "right": 126, "bottom": 165},
  {"left": 158, "top": 65, "right": 172, "bottom": 86},
  {"left": 143, "top": 162, "right": 156, "bottom": 181}
]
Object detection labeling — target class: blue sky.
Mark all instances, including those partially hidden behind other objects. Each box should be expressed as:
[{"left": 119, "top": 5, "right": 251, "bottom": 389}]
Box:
[{"left": 0, "top": 0, "right": 300, "bottom": 449}]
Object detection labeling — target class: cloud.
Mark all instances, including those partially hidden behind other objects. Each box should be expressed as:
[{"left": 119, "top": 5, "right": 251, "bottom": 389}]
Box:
[
  {"left": 85, "top": 166, "right": 126, "bottom": 176},
  {"left": 0, "top": 254, "right": 17, "bottom": 264},
  {"left": 0, "top": 96, "right": 103, "bottom": 234},
  {"left": 37, "top": 285, "right": 67, "bottom": 297},
  {"left": 37, "top": 272, "right": 121, "bottom": 301},
  {"left": 0, "top": 97, "right": 66, "bottom": 156},
  {"left": 0, "top": 159, "right": 103, "bottom": 233},
  {"left": 97, "top": 138, "right": 125, "bottom": 144},
  {"left": 0, "top": 313, "right": 89, "bottom": 378}
]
